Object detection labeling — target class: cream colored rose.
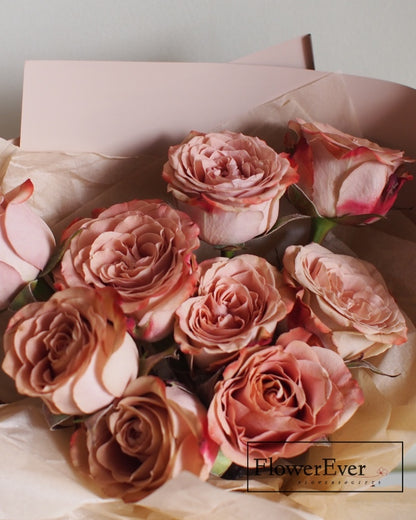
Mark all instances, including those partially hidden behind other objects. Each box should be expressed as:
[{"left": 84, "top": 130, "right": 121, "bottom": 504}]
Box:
[
  {"left": 208, "top": 328, "right": 363, "bottom": 467},
  {"left": 174, "top": 254, "right": 294, "bottom": 370},
  {"left": 283, "top": 243, "right": 408, "bottom": 360},
  {"left": 53, "top": 199, "right": 200, "bottom": 342},
  {"left": 162, "top": 130, "right": 298, "bottom": 245},
  {"left": 2, "top": 287, "right": 139, "bottom": 415},
  {"left": 286, "top": 119, "right": 412, "bottom": 222},
  {"left": 0, "top": 179, "right": 55, "bottom": 309},
  {"left": 70, "top": 376, "right": 217, "bottom": 502}
]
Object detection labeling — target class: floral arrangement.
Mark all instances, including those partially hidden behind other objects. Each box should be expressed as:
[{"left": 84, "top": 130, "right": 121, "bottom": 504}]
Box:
[{"left": 0, "top": 118, "right": 414, "bottom": 508}]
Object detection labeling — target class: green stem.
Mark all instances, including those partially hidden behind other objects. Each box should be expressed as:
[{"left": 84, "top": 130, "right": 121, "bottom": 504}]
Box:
[{"left": 311, "top": 217, "right": 337, "bottom": 244}]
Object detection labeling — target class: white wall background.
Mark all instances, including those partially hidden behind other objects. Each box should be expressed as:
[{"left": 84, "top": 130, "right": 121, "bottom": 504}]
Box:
[{"left": 0, "top": 0, "right": 415, "bottom": 139}]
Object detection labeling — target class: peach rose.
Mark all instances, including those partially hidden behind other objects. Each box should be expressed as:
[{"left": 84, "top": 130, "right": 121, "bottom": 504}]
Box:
[
  {"left": 2, "top": 287, "right": 139, "bottom": 415},
  {"left": 0, "top": 179, "right": 55, "bottom": 309},
  {"left": 174, "top": 254, "right": 294, "bottom": 370},
  {"left": 53, "top": 199, "right": 200, "bottom": 342},
  {"left": 162, "top": 130, "right": 298, "bottom": 245},
  {"left": 208, "top": 328, "right": 364, "bottom": 467},
  {"left": 70, "top": 376, "right": 217, "bottom": 502},
  {"left": 285, "top": 119, "right": 412, "bottom": 222},
  {"left": 283, "top": 243, "right": 408, "bottom": 360}
]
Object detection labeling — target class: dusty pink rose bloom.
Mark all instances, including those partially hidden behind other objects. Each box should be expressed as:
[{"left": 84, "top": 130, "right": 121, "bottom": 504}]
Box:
[
  {"left": 175, "top": 254, "right": 294, "bottom": 370},
  {"left": 0, "top": 179, "right": 55, "bottom": 309},
  {"left": 54, "top": 199, "right": 200, "bottom": 342},
  {"left": 162, "top": 130, "right": 298, "bottom": 245},
  {"left": 70, "top": 375, "right": 218, "bottom": 502},
  {"left": 2, "top": 287, "right": 139, "bottom": 415},
  {"left": 286, "top": 119, "right": 412, "bottom": 222},
  {"left": 208, "top": 327, "right": 364, "bottom": 467},
  {"left": 283, "top": 243, "right": 408, "bottom": 360}
]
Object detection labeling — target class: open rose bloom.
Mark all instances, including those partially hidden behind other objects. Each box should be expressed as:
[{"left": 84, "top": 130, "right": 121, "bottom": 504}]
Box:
[
  {"left": 283, "top": 243, "right": 408, "bottom": 360},
  {"left": 70, "top": 376, "right": 217, "bottom": 503},
  {"left": 285, "top": 119, "right": 413, "bottom": 222},
  {"left": 2, "top": 286, "right": 139, "bottom": 415},
  {"left": 53, "top": 199, "right": 200, "bottom": 342},
  {"left": 208, "top": 328, "right": 364, "bottom": 467},
  {"left": 175, "top": 254, "right": 294, "bottom": 370},
  {"left": 0, "top": 179, "right": 55, "bottom": 309},
  {"left": 162, "top": 130, "right": 298, "bottom": 245}
]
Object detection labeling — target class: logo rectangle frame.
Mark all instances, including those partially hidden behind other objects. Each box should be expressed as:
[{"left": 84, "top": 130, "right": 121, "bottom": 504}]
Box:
[{"left": 246, "top": 440, "right": 404, "bottom": 493}]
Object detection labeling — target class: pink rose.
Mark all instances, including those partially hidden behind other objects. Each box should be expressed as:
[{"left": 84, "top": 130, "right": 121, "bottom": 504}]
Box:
[
  {"left": 53, "top": 199, "right": 200, "bottom": 342},
  {"left": 162, "top": 130, "right": 298, "bottom": 245},
  {"left": 0, "top": 179, "right": 55, "bottom": 309},
  {"left": 2, "top": 287, "right": 139, "bottom": 415},
  {"left": 174, "top": 254, "right": 294, "bottom": 370},
  {"left": 283, "top": 243, "right": 408, "bottom": 360},
  {"left": 70, "top": 375, "right": 217, "bottom": 502},
  {"left": 285, "top": 119, "right": 412, "bottom": 222},
  {"left": 207, "top": 328, "right": 363, "bottom": 467}
]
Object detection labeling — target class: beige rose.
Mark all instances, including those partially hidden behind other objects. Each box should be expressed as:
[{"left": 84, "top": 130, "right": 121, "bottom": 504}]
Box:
[
  {"left": 286, "top": 119, "right": 413, "bottom": 222},
  {"left": 174, "top": 254, "right": 294, "bottom": 370},
  {"left": 283, "top": 243, "right": 408, "bottom": 360},
  {"left": 2, "top": 287, "right": 139, "bottom": 415},
  {"left": 53, "top": 199, "right": 200, "bottom": 342},
  {"left": 208, "top": 328, "right": 364, "bottom": 467},
  {"left": 70, "top": 375, "right": 217, "bottom": 502},
  {"left": 162, "top": 130, "right": 298, "bottom": 245},
  {"left": 0, "top": 179, "right": 55, "bottom": 309}
]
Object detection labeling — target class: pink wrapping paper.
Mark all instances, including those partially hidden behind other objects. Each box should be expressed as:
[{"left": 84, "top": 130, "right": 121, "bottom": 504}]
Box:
[{"left": 0, "top": 38, "right": 415, "bottom": 519}]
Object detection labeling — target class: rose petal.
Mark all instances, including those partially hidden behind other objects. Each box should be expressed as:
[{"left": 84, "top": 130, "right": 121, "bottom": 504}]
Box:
[{"left": 5, "top": 203, "right": 55, "bottom": 270}]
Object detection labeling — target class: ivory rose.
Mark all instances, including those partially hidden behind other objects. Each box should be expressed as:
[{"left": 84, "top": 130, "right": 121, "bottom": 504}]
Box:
[
  {"left": 174, "top": 254, "right": 294, "bottom": 370},
  {"left": 53, "top": 199, "right": 200, "bottom": 342},
  {"left": 0, "top": 179, "right": 55, "bottom": 309},
  {"left": 2, "top": 287, "right": 139, "bottom": 415},
  {"left": 70, "top": 375, "right": 217, "bottom": 502},
  {"left": 162, "top": 130, "right": 298, "bottom": 245},
  {"left": 285, "top": 119, "right": 412, "bottom": 222},
  {"left": 207, "top": 328, "right": 364, "bottom": 467},
  {"left": 283, "top": 243, "right": 408, "bottom": 360}
]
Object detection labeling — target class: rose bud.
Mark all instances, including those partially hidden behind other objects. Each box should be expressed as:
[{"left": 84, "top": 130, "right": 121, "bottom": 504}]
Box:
[
  {"left": 162, "top": 130, "right": 298, "bottom": 245},
  {"left": 2, "top": 286, "right": 139, "bottom": 415},
  {"left": 207, "top": 328, "right": 364, "bottom": 467},
  {"left": 175, "top": 254, "right": 294, "bottom": 370},
  {"left": 0, "top": 179, "right": 55, "bottom": 309},
  {"left": 53, "top": 199, "right": 200, "bottom": 342},
  {"left": 70, "top": 376, "right": 217, "bottom": 502},
  {"left": 285, "top": 119, "right": 413, "bottom": 223},
  {"left": 283, "top": 243, "right": 407, "bottom": 360}
]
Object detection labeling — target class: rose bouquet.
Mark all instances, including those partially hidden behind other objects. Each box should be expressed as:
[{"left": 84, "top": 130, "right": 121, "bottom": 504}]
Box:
[{"left": 0, "top": 70, "right": 415, "bottom": 520}]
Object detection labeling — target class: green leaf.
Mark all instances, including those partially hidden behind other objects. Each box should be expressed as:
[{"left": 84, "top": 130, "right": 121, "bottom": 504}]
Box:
[
  {"left": 287, "top": 184, "right": 322, "bottom": 218},
  {"left": 42, "top": 404, "right": 75, "bottom": 430},
  {"left": 8, "top": 280, "right": 39, "bottom": 311},
  {"left": 211, "top": 449, "right": 233, "bottom": 477},
  {"left": 40, "top": 228, "right": 82, "bottom": 278},
  {"left": 8, "top": 277, "right": 54, "bottom": 311},
  {"left": 347, "top": 359, "right": 401, "bottom": 378},
  {"left": 262, "top": 213, "right": 311, "bottom": 237},
  {"left": 333, "top": 213, "right": 385, "bottom": 226},
  {"left": 139, "top": 343, "right": 179, "bottom": 377}
]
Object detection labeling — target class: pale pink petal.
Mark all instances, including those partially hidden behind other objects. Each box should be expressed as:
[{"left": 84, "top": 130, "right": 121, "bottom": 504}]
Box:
[
  {"left": 336, "top": 161, "right": 389, "bottom": 215},
  {"left": 0, "top": 223, "right": 40, "bottom": 282},
  {"left": 0, "top": 261, "right": 24, "bottom": 308},
  {"left": 100, "top": 334, "right": 139, "bottom": 395},
  {"left": 5, "top": 203, "right": 55, "bottom": 270}
]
